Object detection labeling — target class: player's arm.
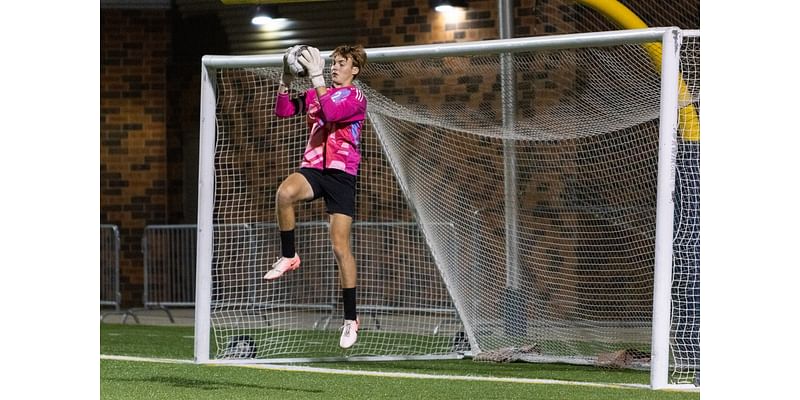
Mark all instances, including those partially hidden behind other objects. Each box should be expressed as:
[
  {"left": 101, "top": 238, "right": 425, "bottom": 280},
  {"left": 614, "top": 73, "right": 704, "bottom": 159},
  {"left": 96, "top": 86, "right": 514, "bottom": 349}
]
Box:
[
  {"left": 318, "top": 88, "right": 366, "bottom": 123},
  {"left": 275, "top": 92, "right": 307, "bottom": 118}
]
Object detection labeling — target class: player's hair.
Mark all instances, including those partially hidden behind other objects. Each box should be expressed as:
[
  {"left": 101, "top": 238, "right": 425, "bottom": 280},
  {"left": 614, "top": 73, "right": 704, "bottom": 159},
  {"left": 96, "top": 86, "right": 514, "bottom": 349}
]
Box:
[{"left": 330, "top": 44, "right": 367, "bottom": 78}]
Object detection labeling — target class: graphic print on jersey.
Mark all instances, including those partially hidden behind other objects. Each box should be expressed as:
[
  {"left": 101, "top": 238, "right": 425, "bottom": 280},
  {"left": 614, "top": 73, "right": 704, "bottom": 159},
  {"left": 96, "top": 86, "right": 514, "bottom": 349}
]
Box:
[{"left": 330, "top": 88, "right": 351, "bottom": 103}]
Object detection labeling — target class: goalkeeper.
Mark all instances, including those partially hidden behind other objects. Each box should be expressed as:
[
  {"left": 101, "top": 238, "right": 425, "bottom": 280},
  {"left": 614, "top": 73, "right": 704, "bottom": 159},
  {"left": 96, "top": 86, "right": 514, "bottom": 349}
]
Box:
[{"left": 264, "top": 44, "right": 367, "bottom": 350}]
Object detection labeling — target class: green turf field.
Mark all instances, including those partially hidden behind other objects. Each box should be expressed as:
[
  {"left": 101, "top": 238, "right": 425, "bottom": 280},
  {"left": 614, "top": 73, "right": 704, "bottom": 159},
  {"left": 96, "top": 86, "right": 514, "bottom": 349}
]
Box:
[{"left": 100, "top": 323, "right": 700, "bottom": 399}]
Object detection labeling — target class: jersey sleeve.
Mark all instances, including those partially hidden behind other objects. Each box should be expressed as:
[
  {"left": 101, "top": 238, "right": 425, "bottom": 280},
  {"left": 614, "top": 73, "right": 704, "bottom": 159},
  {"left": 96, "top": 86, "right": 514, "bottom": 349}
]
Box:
[
  {"left": 275, "top": 91, "right": 307, "bottom": 118},
  {"left": 318, "top": 87, "right": 366, "bottom": 123}
]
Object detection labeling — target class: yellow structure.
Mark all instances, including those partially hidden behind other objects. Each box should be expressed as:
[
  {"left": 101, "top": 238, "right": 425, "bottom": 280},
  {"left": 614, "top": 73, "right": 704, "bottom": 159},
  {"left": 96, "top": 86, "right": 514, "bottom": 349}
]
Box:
[{"left": 577, "top": 0, "right": 700, "bottom": 141}]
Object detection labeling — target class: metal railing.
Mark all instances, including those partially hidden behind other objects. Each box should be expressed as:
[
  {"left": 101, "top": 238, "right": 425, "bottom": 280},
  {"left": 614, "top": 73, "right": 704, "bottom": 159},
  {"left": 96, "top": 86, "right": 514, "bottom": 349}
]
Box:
[
  {"left": 142, "top": 224, "right": 198, "bottom": 322},
  {"left": 137, "top": 221, "right": 460, "bottom": 329},
  {"left": 100, "top": 224, "right": 139, "bottom": 323},
  {"left": 100, "top": 224, "right": 121, "bottom": 309}
]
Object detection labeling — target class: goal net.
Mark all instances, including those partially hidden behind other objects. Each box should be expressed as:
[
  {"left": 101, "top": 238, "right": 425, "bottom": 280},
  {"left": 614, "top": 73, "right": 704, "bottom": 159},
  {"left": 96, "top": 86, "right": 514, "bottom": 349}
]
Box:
[{"left": 196, "top": 28, "right": 700, "bottom": 388}]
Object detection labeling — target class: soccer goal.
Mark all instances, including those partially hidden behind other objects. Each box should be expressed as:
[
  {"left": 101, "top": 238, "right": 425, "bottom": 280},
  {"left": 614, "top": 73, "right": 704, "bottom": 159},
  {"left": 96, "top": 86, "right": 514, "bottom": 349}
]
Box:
[{"left": 195, "top": 27, "right": 700, "bottom": 390}]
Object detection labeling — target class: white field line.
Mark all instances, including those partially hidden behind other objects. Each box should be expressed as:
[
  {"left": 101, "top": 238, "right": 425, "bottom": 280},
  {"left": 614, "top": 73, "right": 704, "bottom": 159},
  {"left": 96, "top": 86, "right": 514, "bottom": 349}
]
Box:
[
  {"left": 100, "top": 354, "right": 670, "bottom": 391},
  {"left": 102, "top": 354, "right": 194, "bottom": 364}
]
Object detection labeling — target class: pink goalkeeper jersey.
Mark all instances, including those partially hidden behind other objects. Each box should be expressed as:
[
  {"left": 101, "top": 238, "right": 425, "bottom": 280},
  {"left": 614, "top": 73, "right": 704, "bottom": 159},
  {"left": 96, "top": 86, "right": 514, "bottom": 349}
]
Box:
[{"left": 275, "top": 86, "right": 367, "bottom": 176}]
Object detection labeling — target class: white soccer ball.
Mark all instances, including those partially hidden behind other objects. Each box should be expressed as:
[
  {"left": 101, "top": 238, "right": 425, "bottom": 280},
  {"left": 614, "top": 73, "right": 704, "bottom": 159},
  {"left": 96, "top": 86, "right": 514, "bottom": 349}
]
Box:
[
  {"left": 222, "top": 335, "right": 256, "bottom": 359},
  {"left": 285, "top": 45, "right": 309, "bottom": 77}
]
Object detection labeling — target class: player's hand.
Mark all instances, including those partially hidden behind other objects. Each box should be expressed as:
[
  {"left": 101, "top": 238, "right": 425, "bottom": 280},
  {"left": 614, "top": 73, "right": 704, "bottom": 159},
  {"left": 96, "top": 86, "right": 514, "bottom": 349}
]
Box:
[
  {"left": 299, "top": 47, "right": 325, "bottom": 88},
  {"left": 281, "top": 45, "right": 297, "bottom": 87}
]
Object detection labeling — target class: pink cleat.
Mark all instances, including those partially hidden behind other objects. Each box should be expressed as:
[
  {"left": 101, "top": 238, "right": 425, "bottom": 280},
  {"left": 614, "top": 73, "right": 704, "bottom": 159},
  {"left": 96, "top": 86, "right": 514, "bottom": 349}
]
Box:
[
  {"left": 339, "top": 317, "right": 360, "bottom": 349},
  {"left": 264, "top": 254, "right": 301, "bottom": 280}
]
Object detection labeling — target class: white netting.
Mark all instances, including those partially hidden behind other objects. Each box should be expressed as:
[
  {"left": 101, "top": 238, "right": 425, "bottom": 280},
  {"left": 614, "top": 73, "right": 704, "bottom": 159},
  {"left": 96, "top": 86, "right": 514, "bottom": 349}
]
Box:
[
  {"left": 670, "top": 33, "right": 700, "bottom": 385},
  {"left": 210, "top": 67, "right": 459, "bottom": 360},
  {"left": 361, "top": 43, "right": 662, "bottom": 365},
  {"left": 204, "top": 33, "right": 699, "bottom": 385}
]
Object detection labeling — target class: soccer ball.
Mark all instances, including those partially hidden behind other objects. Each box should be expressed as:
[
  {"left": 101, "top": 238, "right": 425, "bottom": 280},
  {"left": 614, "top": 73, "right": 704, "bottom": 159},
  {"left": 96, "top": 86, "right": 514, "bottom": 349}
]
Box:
[
  {"left": 221, "top": 335, "right": 256, "bottom": 359},
  {"left": 284, "top": 45, "right": 309, "bottom": 77}
]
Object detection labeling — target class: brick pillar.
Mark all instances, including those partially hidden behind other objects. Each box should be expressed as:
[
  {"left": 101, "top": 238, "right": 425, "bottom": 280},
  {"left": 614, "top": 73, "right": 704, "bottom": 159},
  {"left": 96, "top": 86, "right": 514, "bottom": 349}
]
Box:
[{"left": 100, "top": 9, "right": 169, "bottom": 307}]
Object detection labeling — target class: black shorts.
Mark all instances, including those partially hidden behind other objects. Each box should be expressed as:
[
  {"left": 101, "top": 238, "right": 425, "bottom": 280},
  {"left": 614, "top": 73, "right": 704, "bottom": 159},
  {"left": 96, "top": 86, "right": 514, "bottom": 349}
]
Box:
[{"left": 298, "top": 168, "right": 357, "bottom": 218}]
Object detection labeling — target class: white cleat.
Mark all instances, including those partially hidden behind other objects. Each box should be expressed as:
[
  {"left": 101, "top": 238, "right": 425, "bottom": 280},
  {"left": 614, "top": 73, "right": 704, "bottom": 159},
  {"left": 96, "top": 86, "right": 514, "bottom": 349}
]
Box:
[
  {"left": 339, "top": 318, "right": 360, "bottom": 349},
  {"left": 263, "top": 254, "right": 300, "bottom": 280}
]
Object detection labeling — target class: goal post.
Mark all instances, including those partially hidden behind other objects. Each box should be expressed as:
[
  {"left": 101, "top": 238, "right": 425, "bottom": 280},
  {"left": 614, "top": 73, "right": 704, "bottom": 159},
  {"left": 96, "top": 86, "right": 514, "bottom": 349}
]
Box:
[
  {"left": 651, "top": 27, "right": 680, "bottom": 390},
  {"left": 195, "top": 27, "right": 700, "bottom": 390},
  {"left": 194, "top": 61, "right": 216, "bottom": 364}
]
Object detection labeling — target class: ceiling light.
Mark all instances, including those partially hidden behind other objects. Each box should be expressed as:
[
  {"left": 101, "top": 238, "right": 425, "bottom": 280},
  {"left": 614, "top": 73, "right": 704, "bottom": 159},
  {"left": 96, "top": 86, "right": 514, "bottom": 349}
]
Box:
[
  {"left": 430, "top": 0, "right": 467, "bottom": 13},
  {"left": 251, "top": 6, "right": 277, "bottom": 26}
]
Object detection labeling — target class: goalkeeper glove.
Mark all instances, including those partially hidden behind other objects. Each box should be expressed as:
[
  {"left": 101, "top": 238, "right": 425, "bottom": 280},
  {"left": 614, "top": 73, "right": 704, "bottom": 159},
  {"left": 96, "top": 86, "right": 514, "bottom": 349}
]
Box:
[
  {"left": 299, "top": 47, "right": 325, "bottom": 88},
  {"left": 281, "top": 45, "right": 297, "bottom": 87}
]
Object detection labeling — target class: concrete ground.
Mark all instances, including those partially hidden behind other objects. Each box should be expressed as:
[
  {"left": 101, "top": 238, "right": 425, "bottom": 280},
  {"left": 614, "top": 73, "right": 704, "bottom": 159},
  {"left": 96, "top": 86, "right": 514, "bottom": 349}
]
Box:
[{"left": 100, "top": 307, "right": 195, "bottom": 326}]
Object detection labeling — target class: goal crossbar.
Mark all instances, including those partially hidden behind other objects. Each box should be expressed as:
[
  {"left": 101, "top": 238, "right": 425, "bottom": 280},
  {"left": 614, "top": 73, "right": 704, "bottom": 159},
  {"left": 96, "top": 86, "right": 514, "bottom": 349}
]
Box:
[{"left": 201, "top": 27, "right": 674, "bottom": 68}]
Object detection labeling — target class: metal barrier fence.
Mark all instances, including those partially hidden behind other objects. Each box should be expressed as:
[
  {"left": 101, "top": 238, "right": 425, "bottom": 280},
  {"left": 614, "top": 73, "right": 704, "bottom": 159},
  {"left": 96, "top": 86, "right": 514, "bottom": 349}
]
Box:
[
  {"left": 142, "top": 225, "right": 198, "bottom": 322},
  {"left": 138, "top": 222, "right": 458, "bottom": 329},
  {"left": 100, "top": 224, "right": 121, "bottom": 309},
  {"left": 101, "top": 225, "right": 139, "bottom": 323}
]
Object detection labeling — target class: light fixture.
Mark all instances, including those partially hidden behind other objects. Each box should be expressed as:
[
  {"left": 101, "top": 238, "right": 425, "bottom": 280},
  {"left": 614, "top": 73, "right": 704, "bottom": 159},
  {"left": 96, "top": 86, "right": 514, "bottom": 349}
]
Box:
[
  {"left": 430, "top": 0, "right": 467, "bottom": 13},
  {"left": 251, "top": 6, "right": 277, "bottom": 26}
]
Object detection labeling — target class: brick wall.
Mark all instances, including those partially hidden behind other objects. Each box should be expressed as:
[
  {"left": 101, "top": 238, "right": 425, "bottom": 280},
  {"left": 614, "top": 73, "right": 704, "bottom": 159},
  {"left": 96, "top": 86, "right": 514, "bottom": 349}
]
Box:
[
  {"left": 101, "top": 9, "right": 169, "bottom": 306},
  {"left": 100, "top": 1, "right": 695, "bottom": 309},
  {"left": 98, "top": 2, "right": 579, "bottom": 308},
  {"left": 355, "top": 0, "right": 499, "bottom": 46},
  {"left": 353, "top": 0, "right": 586, "bottom": 46}
]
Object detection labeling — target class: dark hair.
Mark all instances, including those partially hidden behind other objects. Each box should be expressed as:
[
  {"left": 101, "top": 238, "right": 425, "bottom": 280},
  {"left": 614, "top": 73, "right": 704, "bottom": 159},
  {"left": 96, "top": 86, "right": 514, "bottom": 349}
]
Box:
[{"left": 330, "top": 44, "right": 367, "bottom": 78}]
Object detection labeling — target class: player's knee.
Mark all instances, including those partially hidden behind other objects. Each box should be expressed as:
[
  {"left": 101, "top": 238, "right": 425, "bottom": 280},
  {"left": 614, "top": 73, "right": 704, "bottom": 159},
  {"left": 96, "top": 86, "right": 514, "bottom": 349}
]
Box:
[{"left": 275, "top": 186, "right": 296, "bottom": 207}]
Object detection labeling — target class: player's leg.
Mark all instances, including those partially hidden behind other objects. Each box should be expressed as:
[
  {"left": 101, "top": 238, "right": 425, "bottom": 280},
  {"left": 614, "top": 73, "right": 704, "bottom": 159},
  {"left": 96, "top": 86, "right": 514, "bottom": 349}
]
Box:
[
  {"left": 264, "top": 172, "right": 315, "bottom": 280},
  {"left": 276, "top": 172, "right": 315, "bottom": 231},
  {"left": 330, "top": 212, "right": 359, "bottom": 348},
  {"left": 330, "top": 212, "right": 356, "bottom": 289}
]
